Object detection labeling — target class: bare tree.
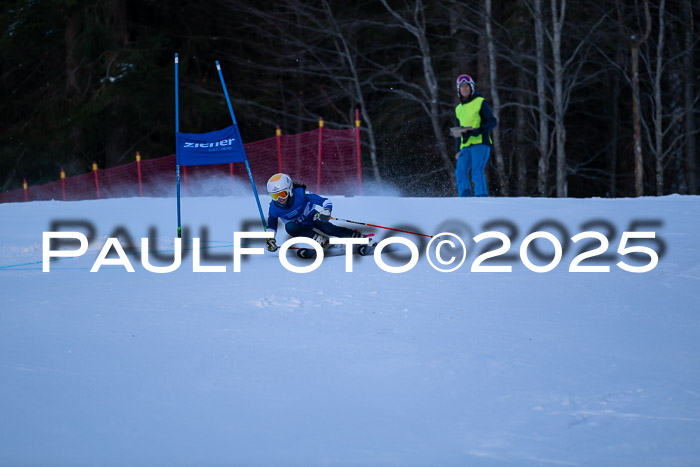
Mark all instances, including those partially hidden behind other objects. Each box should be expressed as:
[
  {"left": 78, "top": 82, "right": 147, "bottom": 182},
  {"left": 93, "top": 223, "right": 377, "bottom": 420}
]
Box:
[
  {"left": 609, "top": 50, "right": 623, "bottom": 197},
  {"left": 378, "top": 0, "right": 454, "bottom": 183},
  {"left": 617, "top": 0, "right": 652, "bottom": 197},
  {"left": 319, "top": 0, "right": 381, "bottom": 182},
  {"left": 652, "top": 0, "right": 666, "bottom": 195},
  {"left": 215, "top": 0, "right": 383, "bottom": 181},
  {"left": 517, "top": 0, "right": 608, "bottom": 197},
  {"left": 485, "top": 0, "right": 509, "bottom": 195},
  {"left": 638, "top": 0, "right": 698, "bottom": 196},
  {"left": 532, "top": 0, "right": 551, "bottom": 196},
  {"left": 514, "top": 2, "right": 530, "bottom": 196},
  {"left": 683, "top": 0, "right": 697, "bottom": 194},
  {"left": 551, "top": 0, "right": 567, "bottom": 197}
]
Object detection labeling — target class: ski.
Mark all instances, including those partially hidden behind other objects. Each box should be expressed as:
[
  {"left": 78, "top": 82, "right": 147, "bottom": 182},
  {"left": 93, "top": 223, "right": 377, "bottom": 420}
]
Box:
[{"left": 296, "top": 241, "right": 377, "bottom": 259}]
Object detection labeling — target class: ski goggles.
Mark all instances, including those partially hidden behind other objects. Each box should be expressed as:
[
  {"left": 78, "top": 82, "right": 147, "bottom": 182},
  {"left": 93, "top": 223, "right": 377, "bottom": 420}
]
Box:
[
  {"left": 456, "top": 74, "right": 473, "bottom": 86},
  {"left": 271, "top": 189, "right": 290, "bottom": 201}
]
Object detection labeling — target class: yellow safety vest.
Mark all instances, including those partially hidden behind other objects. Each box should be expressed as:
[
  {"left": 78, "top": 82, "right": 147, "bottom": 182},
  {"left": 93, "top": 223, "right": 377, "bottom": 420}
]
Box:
[{"left": 455, "top": 97, "right": 490, "bottom": 149}]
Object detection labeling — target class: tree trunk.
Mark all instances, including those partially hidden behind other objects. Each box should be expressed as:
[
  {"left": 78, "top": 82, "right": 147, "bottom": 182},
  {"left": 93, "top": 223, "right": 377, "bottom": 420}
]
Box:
[
  {"left": 631, "top": 45, "right": 644, "bottom": 197},
  {"left": 477, "top": 27, "right": 491, "bottom": 100},
  {"left": 683, "top": 0, "right": 697, "bottom": 194},
  {"left": 534, "top": 0, "right": 550, "bottom": 196},
  {"left": 514, "top": 1, "right": 528, "bottom": 196},
  {"left": 516, "top": 63, "right": 528, "bottom": 196},
  {"left": 359, "top": 108, "right": 380, "bottom": 183},
  {"left": 654, "top": 0, "right": 666, "bottom": 196},
  {"left": 552, "top": 0, "right": 567, "bottom": 197},
  {"left": 485, "top": 0, "right": 509, "bottom": 196},
  {"left": 609, "top": 50, "right": 622, "bottom": 197},
  {"left": 450, "top": 2, "right": 468, "bottom": 86},
  {"left": 617, "top": 0, "right": 651, "bottom": 197},
  {"left": 450, "top": 1, "right": 468, "bottom": 178},
  {"left": 421, "top": 33, "right": 453, "bottom": 183}
]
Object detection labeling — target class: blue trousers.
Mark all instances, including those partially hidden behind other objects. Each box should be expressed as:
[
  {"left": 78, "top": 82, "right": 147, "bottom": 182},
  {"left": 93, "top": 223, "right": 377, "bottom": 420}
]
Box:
[{"left": 455, "top": 145, "right": 491, "bottom": 197}]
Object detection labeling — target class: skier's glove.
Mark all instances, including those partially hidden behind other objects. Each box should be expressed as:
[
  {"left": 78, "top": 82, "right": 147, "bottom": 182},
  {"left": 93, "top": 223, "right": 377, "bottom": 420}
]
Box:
[
  {"left": 266, "top": 238, "right": 278, "bottom": 252},
  {"left": 315, "top": 208, "right": 332, "bottom": 222}
]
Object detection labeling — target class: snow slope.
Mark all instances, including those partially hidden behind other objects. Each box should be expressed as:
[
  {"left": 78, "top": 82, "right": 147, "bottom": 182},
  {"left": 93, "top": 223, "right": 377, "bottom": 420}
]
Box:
[{"left": 1, "top": 193, "right": 700, "bottom": 466}]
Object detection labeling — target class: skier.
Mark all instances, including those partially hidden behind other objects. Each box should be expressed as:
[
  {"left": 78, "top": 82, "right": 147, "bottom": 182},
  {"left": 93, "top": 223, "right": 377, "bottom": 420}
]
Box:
[
  {"left": 264, "top": 173, "right": 370, "bottom": 257},
  {"left": 453, "top": 74, "right": 498, "bottom": 197}
]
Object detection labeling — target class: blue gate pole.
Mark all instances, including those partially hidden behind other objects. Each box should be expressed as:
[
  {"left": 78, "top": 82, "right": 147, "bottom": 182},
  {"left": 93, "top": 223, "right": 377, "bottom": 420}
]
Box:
[
  {"left": 215, "top": 60, "right": 267, "bottom": 230},
  {"left": 175, "top": 53, "right": 182, "bottom": 238}
]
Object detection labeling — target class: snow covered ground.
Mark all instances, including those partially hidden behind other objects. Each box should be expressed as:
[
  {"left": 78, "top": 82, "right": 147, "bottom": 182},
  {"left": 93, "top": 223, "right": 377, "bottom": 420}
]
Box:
[{"left": 1, "top": 192, "right": 700, "bottom": 466}]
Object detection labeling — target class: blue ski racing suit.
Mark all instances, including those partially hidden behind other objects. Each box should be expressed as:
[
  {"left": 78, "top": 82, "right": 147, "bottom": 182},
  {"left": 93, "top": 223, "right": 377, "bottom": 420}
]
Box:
[{"left": 267, "top": 186, "right": 356, "bottom": 240}]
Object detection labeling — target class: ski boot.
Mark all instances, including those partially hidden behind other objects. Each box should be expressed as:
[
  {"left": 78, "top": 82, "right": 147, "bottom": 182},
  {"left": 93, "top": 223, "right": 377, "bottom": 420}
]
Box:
[{"left": 312, "top": 233, "right": 330, "bottom": 248}]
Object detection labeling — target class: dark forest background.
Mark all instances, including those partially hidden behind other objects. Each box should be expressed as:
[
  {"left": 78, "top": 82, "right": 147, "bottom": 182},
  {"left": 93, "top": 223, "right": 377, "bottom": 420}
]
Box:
[{"left": 1, "top": 0, "right": 698, "bottom": 197}]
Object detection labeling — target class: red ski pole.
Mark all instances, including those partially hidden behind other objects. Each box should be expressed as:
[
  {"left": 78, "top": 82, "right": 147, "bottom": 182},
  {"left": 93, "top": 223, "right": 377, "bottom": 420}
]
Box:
[{"left": 331, "top": 216, "right": 433, "bottom": 238}]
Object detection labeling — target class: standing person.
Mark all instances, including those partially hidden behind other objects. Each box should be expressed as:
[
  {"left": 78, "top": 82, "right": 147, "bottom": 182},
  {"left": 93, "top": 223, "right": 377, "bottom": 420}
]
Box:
[
  {"left": 264, "top": 173, "right": 365, "bottom": 256},
  {"left": 453, "top": 74, "right": 498, "bottom": 197}
]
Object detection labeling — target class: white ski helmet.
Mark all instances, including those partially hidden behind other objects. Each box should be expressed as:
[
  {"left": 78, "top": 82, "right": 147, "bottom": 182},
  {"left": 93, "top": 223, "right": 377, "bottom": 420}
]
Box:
[
  {"left": 456, "top": 74, "right": 475, "bottom": 96},
  {"left": 267, "top": 173, "right": 293, "bottom": 201}
]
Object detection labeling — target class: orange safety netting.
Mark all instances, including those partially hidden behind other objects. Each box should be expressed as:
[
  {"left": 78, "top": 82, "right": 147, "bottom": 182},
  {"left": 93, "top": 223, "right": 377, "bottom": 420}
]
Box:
[{"left": 0, "top": 127, "right": 361, "bottom": 204}]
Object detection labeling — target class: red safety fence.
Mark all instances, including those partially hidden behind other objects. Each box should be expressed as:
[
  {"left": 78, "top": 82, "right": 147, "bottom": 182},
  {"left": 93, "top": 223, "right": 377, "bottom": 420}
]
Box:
[{"left": 0, "top": 120, "right": 362, "bottom": 204}]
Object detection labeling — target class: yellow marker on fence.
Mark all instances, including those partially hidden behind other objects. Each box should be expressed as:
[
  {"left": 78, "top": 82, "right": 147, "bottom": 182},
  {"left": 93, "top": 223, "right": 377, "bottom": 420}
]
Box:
[
  {"left": 60, "top": 169, "right": 66, "bottom": 201},
  {"left": 276, "top": 125, "right": 283, "bottom": 172},
  {"left": 136, "top": 151, "right": 143, "bottom": 197},
  {"left": 317, "top": 118, "right": 324, "bottom": 192}
]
